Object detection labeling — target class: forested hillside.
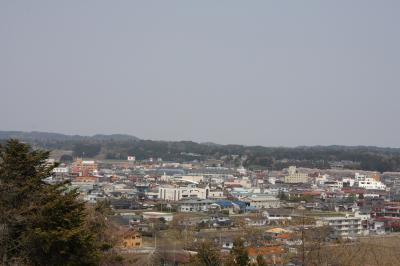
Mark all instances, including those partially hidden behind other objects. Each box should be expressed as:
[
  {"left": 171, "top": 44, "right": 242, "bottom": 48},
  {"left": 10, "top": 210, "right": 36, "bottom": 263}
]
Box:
[{"left": 1, "top": 131, "right": 400, "bottom": 172}]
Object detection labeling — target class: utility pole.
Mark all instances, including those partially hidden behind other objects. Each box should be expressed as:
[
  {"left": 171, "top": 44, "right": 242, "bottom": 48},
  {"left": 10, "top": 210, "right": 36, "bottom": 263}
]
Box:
[
  {"left": 184, "top": 224, "right": 188, "bottom": 249},
  {"left": 173, "top": 242, "right": 176, "bottom": 266},
  {"left": 301, "top": 210, "right": 306, "bottom": 266},
  {"left": 154, "top": 230, "right": 157, "bottom": 250}
]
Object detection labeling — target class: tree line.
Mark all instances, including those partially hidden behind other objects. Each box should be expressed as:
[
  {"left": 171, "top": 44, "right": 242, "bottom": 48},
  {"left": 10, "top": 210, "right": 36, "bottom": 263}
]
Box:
[{"left": 3, "top": 132, "right": 400, "bottom": 172}]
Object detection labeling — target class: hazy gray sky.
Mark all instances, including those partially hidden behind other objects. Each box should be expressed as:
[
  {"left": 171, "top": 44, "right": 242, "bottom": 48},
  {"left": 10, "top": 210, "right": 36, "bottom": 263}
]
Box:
[{"left": 1, "top": 1, "right": 399, "bottom": 147}]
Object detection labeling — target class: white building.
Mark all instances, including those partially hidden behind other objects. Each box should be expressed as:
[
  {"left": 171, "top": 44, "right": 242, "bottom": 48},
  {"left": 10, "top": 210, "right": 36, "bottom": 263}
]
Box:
[
  {"left": 262, "top": 209, "right": 293, "bottom": 222},
  {"left": 268, "top": 177, "right": 276, "bottom": 185},
  {"left": 158, "top": 184, "right": 210, "bottom": 201},
  {"left": 315, "top": 174, "right": 329, "bottom": 185},
  {"left": 316, "top": 214, "right": 364, "bottom": 237},
  {"left": 160, "top": 173, "right": 172, "bottom": 182},
  {"left": 342, "top": 173, "right": 386, "bottom": 191},
  {"left": 325, "top": 181, "right": 343, "bottom": 190},
  {"left": 179, "top": 199, "right": 216, "bottom": 212},
  {"left": 208, "top": 190, "right": 225, "bottom": 199},
  {"left": 342, "top": 177, "right": 356, "bottom": 187},
  {"left": 237, "top": 166, "right": 247, "bottom": 175},
  {"left": 355, "top": 173, "right": 367, "bottom": 180},
  {"left": 356, "top": 177, "right": 386, "bottom": 190},
  {"left": 52, "top": 167, "right": 69, "bottom": 174},
  {"left": 176, "top": 175, "right": 204, "bottom": 183}
]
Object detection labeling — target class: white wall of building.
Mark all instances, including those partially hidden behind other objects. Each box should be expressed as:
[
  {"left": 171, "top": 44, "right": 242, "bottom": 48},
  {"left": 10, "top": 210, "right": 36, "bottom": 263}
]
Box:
[{"left": 158, "top": 185, "right": 210, "bottom": 201}]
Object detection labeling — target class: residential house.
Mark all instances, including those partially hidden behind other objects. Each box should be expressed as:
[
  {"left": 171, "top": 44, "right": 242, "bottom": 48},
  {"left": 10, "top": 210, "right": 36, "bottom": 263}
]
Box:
[
  {"left": 120, "top": 230, "right": 142, "bottom": 248},
  {"left": 247, "top": 246, "right": 288, "bottom": 265},
  {"left": 178, "top": 199, "right": 215, "bottom": 212},
  {"left": 243, "top": 196, "right": 280, "bottom": 210}
]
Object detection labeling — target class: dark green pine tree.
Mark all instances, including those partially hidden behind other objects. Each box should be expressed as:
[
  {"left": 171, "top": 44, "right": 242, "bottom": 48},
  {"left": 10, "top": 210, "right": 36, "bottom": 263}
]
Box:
[{"left": 0, "top": 139, "right": 99, "bottom": 266}]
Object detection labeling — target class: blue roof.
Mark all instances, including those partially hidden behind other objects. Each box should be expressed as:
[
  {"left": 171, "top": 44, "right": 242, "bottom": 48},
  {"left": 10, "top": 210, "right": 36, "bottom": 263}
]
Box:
[
  {"left": 215, "top": 200, "right": 234, "bottom": 208},
  {"left": 232, "top": 201, "right": 247, "bottom": 208},
  {"left": 215, "top": 200, "right": 247, "bottom": 209}
]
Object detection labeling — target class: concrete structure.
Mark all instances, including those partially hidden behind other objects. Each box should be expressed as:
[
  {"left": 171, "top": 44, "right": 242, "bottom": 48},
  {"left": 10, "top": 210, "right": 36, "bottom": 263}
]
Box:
[
  {"left": 243, "top": 196, "right": 280, "bottom": 209},
  {"left": 70, "top": 159, "right": 98, "bottom": 176},
  {"left": 356, "top": 177, "right": 386, "bottom": 190},
  {"left": 236, "top": 166, "right": 247, "bottom": 175},
  {"left": 177, "top": 175, "right": 204, "bottom": 183},
  {"left": 158, "top": 184, "right": 210, "bottom": 201},
  {"left": 52, "top": 167, "right": 69, "bottom": 174},
  {"left": 224, "top": 179, "right": 252, "bottom": 189},
  {"left": 52, "top": 166, "right": 70, "bottom": 180},
  {"left": 74, "top": 176, "right": 98, "bottom": 183},
  {"left": 208, "top": 190, "right": 225, "bottom": 199},
  {"left": 142, "top": 212, "right": 173, "bottom": 222},
  {"left": 284, "top": 166, "right": 309, "bottom": 184},
  {"left": 317, "top": 214, "right": 364, "bottom": 237},
  {"left": 179, "top": 199, "right": 215, "bottom": 212},
  {"left": 263, "top": 209, "right": 294, "bottom": 222},
  {"left": 70, "top": 181, "right": 95, "bottom": 192},
  {"left": 325, "top": 181, "right": 343, "bottom": 190},
  {"left": 342, "top": 177, "right": 356, "bottom": 187}
]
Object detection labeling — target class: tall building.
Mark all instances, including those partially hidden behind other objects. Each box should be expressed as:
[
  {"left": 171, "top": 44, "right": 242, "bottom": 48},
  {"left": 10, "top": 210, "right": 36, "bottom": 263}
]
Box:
[
  {"left": 284, "top": 166, "right": 309, "bottom": 184},
  {"left": 70, "top": 159, "right": 98, "bottom": 176}
]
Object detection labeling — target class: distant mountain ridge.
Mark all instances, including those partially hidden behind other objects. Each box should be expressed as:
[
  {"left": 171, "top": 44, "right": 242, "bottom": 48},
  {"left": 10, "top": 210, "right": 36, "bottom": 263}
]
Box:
[
  {"left": 2, "top": 130, "right": 400, "bottom": 172},
  {"left": 1, "top": 130, "right": 399, "bottom": 150},
  {"left": 0, "top": 131, "right": 140, "bottom": 142}
]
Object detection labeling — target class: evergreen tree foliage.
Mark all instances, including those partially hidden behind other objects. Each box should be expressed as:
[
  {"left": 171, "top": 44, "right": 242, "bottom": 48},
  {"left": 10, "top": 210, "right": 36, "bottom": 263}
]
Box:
[{"left": 0, "top": 140, "right": 100, "bottom": 265}]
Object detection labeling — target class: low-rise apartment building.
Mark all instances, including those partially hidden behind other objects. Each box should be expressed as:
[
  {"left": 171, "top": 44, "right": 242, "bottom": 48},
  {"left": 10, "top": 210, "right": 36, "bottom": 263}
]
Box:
[
  {"left": 179, "top": 199, "right": 216, "bottom": 212},
  {"left": 317, "top": 214, "right": 364, "bottom": 237}
]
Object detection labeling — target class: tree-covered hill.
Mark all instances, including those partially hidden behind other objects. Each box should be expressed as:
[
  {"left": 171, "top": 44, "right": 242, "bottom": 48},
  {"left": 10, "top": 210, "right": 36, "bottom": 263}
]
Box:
[{"left": 1, "top": 131, "right": 400, "bottom": 172}]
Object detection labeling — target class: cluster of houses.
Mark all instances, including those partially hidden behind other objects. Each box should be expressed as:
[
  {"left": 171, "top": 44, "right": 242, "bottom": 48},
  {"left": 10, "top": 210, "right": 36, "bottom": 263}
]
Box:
[{"left": 47, "top": 157, "right": 400, "bottom": 263}]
